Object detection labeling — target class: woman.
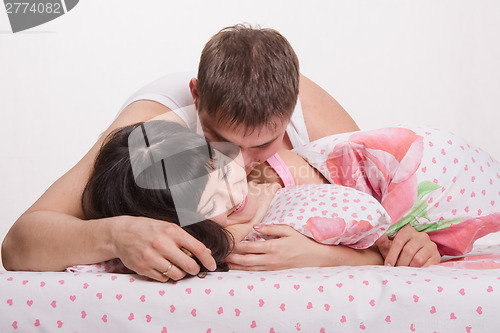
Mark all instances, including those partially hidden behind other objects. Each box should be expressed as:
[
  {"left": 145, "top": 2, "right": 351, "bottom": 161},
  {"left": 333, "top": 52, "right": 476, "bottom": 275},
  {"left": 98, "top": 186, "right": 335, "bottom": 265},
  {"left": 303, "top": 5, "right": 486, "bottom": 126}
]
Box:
[
  {"left": 250, "top": 126, "right": 500, "bottom": 263},
  {"left": 79, "top": 120, "right": 446, "bottom": 279},
  {"left": 85, "top": 120, "right": 500, "bottom": 276},
  {"left": 80, "top": 120, "right": 291, "bottom": 278}
]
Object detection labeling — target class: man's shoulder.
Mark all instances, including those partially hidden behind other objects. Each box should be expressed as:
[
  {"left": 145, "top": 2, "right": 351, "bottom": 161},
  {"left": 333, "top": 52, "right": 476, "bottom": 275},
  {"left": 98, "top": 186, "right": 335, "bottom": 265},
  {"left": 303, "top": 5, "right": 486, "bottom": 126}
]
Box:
[
  {"left": 117, "top": 100, "right": 186, "bottom": 127},
  {"left": 298, "top": 74, "right": 359, "bottom": 140}
]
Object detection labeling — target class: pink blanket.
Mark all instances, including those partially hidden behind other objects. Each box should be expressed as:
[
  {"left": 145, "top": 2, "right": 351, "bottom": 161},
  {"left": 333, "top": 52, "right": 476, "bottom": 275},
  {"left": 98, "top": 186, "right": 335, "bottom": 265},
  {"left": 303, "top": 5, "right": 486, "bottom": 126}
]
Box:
[{"left": 293, "top": 127, "right": 500, "bottom": 256}]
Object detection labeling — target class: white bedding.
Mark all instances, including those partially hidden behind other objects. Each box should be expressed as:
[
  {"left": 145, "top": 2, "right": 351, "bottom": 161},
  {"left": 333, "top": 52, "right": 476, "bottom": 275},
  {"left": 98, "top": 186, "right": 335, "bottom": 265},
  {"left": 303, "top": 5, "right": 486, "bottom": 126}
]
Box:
[{"left": 2, "top": 242, "right": 500, "bottom": 332}]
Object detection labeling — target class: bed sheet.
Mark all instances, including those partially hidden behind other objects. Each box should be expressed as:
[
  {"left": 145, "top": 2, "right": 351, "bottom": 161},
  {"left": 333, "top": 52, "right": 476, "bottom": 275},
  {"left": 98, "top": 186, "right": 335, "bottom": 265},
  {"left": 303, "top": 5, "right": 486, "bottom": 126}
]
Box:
[{"left": 2, "top": 242, "right": 500, "bottom": 332}]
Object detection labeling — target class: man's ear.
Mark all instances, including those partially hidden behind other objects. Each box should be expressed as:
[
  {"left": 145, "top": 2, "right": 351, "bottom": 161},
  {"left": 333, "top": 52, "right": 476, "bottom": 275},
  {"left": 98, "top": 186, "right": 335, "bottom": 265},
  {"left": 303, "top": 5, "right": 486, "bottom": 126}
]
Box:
[{"left": 189, "top": 78, "right": 200, "bottom": 109}]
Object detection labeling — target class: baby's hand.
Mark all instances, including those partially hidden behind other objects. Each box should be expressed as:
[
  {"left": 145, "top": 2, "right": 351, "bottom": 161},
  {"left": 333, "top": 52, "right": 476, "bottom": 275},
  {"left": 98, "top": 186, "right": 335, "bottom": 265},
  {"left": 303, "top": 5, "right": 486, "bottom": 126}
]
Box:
[{"left": 375, "top": 225, "right": 441, "bottom": 267}]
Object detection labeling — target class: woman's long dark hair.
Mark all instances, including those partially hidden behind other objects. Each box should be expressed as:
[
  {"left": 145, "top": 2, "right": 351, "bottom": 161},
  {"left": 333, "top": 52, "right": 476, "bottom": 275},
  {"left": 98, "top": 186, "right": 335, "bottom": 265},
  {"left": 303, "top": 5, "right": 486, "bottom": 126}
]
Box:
[{"left": 82, "top": 120, "right": 233, "bottom": 272}]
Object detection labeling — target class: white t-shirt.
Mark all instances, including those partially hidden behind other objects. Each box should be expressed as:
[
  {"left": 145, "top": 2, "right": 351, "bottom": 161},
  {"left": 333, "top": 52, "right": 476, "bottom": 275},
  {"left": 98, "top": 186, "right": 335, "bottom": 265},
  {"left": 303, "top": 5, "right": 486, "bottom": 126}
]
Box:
[{"left": 118, "top": 72, "right": 310, "bottom": 149}]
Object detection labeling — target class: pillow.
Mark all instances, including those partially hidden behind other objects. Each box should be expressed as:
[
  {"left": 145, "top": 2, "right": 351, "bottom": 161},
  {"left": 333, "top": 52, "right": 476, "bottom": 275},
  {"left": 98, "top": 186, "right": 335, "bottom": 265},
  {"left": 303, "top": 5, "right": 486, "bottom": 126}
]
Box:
[
  {"left": 245, "top": 184, "right": 392, "bottom": 249},
  {"left": 66, "top": 259, "right": 132, "bottom": 274},
  {"left": 292, "top": 126, "right": 500, "bottom": 256}
]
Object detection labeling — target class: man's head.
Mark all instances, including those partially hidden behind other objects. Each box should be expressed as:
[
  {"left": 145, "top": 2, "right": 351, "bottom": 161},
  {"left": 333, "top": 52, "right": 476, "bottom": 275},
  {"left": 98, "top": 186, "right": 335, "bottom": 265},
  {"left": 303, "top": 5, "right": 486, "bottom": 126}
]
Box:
[{"left": 190, "top": 24, "right": 300, "bottom": 172}]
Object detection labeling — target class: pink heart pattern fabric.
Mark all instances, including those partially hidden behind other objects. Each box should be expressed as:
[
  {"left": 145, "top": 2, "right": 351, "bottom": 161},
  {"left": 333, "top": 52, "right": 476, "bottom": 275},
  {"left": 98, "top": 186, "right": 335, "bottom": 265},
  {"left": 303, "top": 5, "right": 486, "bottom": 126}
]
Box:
[
  {"left": 245, "top": 184, "right": 391, "bottom": 249},
  {"left": 293, "top": 127, "right": 500, "bottom": 255}
]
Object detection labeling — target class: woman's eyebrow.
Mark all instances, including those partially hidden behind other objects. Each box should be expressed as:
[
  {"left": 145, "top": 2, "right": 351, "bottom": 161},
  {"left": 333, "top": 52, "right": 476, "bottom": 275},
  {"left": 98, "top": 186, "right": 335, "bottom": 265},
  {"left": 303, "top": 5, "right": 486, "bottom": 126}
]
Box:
[
  {"left": 204, "top": 200, "right": 216, "bottom": 216},
  {"left": 218, "top": 164, "right": 231, "bottom": 180},
  {"left": 217, "top": 162, "right": 223, "bottom": 179},
  {"left": 214, "top": 155, "right": 230, "bottom": 179},
  {"left": 199, "top": 195, "right": 212, "bottom": 213}
]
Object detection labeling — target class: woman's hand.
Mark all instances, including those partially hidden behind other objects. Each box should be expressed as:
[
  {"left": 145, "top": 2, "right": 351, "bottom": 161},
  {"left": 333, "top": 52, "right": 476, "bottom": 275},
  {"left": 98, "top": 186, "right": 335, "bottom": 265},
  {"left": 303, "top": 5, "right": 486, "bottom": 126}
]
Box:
[
  {"left": 109, "top": 216, "right": 216, "bottom": 282},
  {"left": 226, "top": 224, "right": 383, "bottom": 270},
  {"left": 375, "top": 225, "right": 441, "bottom": 267},
  {"left": 226, "top": 225, "right": 318, "bottom": 270}
]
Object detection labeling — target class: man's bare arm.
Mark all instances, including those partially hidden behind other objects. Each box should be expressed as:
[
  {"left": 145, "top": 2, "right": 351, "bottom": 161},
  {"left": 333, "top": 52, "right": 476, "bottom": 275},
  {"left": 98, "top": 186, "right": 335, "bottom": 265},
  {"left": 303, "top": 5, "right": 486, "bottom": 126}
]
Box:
[
  {"left": 299, "top": 74, "right": 359, "bottom": 140},
  {"left": 2, "top": 101, "right": 216, "bottom": 279}
]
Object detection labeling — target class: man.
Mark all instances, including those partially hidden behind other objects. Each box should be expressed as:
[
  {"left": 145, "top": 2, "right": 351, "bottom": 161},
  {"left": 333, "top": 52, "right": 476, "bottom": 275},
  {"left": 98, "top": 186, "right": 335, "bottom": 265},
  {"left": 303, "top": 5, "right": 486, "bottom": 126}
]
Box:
[{"left": 2, "top": 25, "right": 438, "bottom": 281}]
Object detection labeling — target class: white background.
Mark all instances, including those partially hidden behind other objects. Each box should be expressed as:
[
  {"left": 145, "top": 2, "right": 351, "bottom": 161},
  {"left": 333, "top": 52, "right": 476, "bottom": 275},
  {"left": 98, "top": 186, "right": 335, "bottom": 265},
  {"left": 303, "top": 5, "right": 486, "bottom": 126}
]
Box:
[{"left": 1, "top": 1, "right": 499, "bottom": 269}]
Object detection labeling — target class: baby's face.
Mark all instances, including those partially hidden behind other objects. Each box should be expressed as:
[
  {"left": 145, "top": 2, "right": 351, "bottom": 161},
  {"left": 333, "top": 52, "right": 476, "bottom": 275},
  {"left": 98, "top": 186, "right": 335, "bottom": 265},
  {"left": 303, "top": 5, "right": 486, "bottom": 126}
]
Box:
[{"left": 197, "top": 148, "right": 248, "bottom": 226}]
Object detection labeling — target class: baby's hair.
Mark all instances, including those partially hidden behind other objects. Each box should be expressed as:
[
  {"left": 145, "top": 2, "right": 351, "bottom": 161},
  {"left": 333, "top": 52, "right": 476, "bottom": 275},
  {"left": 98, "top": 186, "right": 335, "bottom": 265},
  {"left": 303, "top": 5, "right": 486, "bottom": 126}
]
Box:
[{"left": 82, "top": 121, "right": 234, "bottom": 272}]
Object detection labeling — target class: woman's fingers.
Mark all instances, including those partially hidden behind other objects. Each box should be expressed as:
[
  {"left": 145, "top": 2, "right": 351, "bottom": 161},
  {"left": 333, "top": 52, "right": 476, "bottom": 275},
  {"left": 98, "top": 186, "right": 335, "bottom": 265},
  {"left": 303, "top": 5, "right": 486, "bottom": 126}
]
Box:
[
  {"left": 383, "top": 225, "right": 417, "bottom": 266},
  {"left": 408, "top": 242, "right": 441, "bottom": 267},
  {"left": 395, "top": 239, "right": 420, "bottom": 267},
  {"left": 253, "top": 224, "right": 296, "bottom": 237},
  {"left": 228, "top": 226, "right": 317, "bottom": 271},
  {"left": 383, "top": 225, "right": 440, "bottom": 267},
  {"left": 227, "top": 262, "right": 266, "bottom": 271},
  {"left": 226, "top": 253, "right": 264, "bottom": 268},
  {"left": 226, "top": 252, "right": 280, "bottom": 271},
  {"left": 374, "top": 234, "right": 391, "bottom": 260},
  {"left": 407, "top": 248, "right": 430, "bottom": 268},
  {"left": 230, "top": 225, "right": 296, "bottom": 255},
  {"left": 231, "top": 240, "right": 271, "bottom": 254}
]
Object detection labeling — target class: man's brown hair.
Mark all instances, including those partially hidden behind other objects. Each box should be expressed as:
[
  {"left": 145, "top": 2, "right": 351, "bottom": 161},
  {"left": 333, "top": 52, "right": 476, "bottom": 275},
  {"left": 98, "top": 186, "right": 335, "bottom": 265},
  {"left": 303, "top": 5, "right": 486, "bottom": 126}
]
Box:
[{"left": 197, "top": 24, "right": 300, "bottom": 132}]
